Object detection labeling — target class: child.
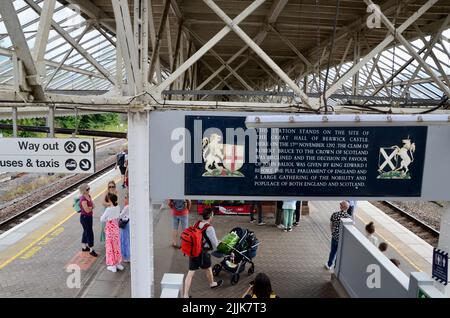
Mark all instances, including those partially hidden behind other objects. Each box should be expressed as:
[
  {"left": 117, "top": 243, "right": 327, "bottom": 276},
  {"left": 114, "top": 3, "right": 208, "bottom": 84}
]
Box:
[
  {"left": 100, "top": 193, "right": 123, "bottom": 272},
  {"left": 282, "top": 200, "right": 297, "bottom": 232},
  {"left": 119, "top": 193, "right": 130, "bottom": 262}
]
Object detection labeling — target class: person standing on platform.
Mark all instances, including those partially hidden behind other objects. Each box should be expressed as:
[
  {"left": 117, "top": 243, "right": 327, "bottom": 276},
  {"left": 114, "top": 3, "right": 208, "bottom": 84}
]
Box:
[
  {"left": 275, "top": 201, "right": 284, "bottom": 229},
  {"left": 347, "top": 200, "right": 357, "bottom": 217},
  {"left": 325, "top": 201, "right": 351, "bottom": 270},
  {"left": 124, "top": 166, "right": 129, "bottom": 189},
  {"left": 119, "top": 192, "right": 130, "bottom": 263},
  {"left": 79, "top": 183, "right": 97, "bottom": 257},
  {"left": 293, "top": 201, "right": 302, "bottom": 227},
  {"left": 100, "top": 193, "right": 124, "bottom": 272},
  {"left": 183, "top": 208, "right": 223, "bottom": 298},
  {"left": 100, "top": 181, "right": 118, "bottom": 244},
  {"left": 250, "top": 201, "right": 264, "bottom": 225},
  {"left": 115, "top": 146, "right": 128, "bottom": 188},
  {"left": 282, "top": 200, "right": 297, "bottom": 232},
  {"left": 169, "top": 199, "right": 191, "bottom": 248}
]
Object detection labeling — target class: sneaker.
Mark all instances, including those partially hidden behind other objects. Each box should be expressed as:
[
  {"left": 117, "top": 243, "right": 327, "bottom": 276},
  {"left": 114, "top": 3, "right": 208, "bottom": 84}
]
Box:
[
  {"left": 89, "top": 250, "right": 98, "bottom": 257},
  {"left": 294, "top": 222, "right": 300, "bottom": 227},
  {"left": 284, "top": 229, "right": 288, "bottom": 232},
  {"left": 288, "top": 228, "right": 292, "bottom": 232},
  {"left": 211, "top": 279, "right": 223, "bottom": 289},
  {"left": 107, "top": 266, "right": 117, "bottom": 273},
  {"left": 257, "top": 222, "right": 265, "bottom": 226},
  {"left": 116, "top": 264, "right": 124, "bottom": 271},
  {"left": 277, "top": 224, "right": 285, "bottom": 229},
  {"left": 324, "top": 263, "right": 332, "bottom": 270},
  {"left": 82, "top": 247, "right": 90, "bottom": 252},
  {"left": 250, "top": 220, "right": 256, "bottom": 224}
]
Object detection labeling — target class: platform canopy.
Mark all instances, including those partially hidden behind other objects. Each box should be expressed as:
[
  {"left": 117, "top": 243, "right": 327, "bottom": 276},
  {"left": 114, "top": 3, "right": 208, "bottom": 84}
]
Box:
[{"left": 0, "top": 0, "right": 449, "bottom": 114}]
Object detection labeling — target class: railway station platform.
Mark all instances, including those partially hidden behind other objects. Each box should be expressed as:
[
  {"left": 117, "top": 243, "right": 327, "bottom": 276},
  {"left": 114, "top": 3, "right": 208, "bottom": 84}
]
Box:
[{"left": 0, "top": 168, "right": 438, "bottom": 298}]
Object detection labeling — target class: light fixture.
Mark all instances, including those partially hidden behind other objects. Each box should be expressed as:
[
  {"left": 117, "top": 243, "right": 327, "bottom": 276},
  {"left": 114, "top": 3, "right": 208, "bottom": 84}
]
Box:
[{"left": 245, "top": 114, "right": 450, "bottom": 128}]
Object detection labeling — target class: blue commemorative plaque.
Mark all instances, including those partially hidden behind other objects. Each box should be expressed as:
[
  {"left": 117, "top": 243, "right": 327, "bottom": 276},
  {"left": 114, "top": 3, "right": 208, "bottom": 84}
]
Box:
[{"left": 184, "top": 115, "right": 427, "bottom": 197}]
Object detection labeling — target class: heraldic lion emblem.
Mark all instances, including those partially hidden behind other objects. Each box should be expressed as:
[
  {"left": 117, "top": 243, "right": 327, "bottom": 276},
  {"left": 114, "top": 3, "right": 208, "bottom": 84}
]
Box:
[{"left": 202, "top": 133, "right": 244, "bottom": 177}]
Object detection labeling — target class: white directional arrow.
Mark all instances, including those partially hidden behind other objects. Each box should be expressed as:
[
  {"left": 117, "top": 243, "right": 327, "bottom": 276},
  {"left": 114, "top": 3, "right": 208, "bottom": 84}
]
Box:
[
  {"left": 80, "top": 159, "right": 92, "bottom": 170},
  {"left": 79, "top": 142, "right": 91, "bottom": 153}
]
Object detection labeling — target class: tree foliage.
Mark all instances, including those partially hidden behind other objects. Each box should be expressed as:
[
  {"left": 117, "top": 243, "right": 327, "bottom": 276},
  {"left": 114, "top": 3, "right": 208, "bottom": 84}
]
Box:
[{"left": 0, "top": 113, "right": 123, "bottom": 137}]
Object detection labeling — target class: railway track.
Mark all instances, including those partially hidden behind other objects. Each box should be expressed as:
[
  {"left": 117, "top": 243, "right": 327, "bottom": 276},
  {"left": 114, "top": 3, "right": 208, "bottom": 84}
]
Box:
[
  {"left": 377, "top": 201, "right": 440, "bottom": 247},
  {"left": 0, "top": 162, "right": 116, "bottom": 235}
]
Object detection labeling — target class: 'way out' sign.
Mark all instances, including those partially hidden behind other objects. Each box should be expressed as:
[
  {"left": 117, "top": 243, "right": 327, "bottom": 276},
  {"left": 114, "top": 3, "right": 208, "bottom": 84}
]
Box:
[{"left": 0, "top": 138, "right": 95, "bottom": 174}]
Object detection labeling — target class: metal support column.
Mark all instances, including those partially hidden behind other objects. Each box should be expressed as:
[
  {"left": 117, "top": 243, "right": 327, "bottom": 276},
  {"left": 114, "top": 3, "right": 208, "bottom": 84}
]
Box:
[
  {"left": 12, "top": 107, "right": 18, "bottom": 137},
  {"left": 352, "top": 32, "right": 360, "bottom": 104},
  {"left": 134, "top": 0, "right": 149, "bottom": 90},
  {"left": 47, "top": 106, "right": 55, "bottom": 138},
  {"left": 128, "top": 111, "right": 153, "bottom": 298}
]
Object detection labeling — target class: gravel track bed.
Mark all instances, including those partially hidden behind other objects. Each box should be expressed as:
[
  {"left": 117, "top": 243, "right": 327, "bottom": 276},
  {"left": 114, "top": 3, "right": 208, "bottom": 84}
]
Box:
[
  {"left": 389, "top": 201, "right": 447, "bottom": 232},
  {"left": 0, "top": 157, "right": 115, "bottom": 223}
]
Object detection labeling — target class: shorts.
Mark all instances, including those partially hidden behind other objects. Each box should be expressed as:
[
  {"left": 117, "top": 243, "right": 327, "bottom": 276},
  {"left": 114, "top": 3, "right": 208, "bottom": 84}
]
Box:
[
  {"left": 189, "top": 251, "right": 211, "bottom": 270},
  {"left": 119, "top": 166, "right": 127, "bottom": 176},
  {"left": 172, "top": 215, "right": 188, "bottom": 230}
]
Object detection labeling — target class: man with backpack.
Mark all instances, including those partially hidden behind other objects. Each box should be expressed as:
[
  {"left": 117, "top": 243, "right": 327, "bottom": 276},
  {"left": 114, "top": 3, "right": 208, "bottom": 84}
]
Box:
[
  {"left": 115, "top": 147, "right": 128, "bottom": 188},
  {"left": 182, "top": 208, "right": 223, "bottom": 298},
  {"left": 169, "top": 199, "right": 191, "bottom": 248}
]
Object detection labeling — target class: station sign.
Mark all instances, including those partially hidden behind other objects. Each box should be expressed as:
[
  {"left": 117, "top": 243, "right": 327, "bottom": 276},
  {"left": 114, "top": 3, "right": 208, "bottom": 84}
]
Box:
[
  {"left": 149, "top": 111, "right": 450, "bottom": 201},
  {"left": 0, "top": 138, "right": 95, "bottom": 174},
  {"left": 184, "top": 115, "right": 426, "bottom": 197},
  {"left": 432, "top": 248, "right": 448, "bottom": 286}
]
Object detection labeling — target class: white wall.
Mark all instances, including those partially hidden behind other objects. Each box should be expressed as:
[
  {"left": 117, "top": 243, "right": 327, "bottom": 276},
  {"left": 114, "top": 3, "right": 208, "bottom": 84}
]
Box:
[{"left": 336, "top": 219, "right": 413, "bottom": 298}]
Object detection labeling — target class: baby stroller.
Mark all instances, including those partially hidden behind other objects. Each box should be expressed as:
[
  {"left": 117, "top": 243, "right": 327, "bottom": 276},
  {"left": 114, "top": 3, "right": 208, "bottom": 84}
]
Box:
[{"left": 212, "top": 227, "right": 260, "bottom": 285}]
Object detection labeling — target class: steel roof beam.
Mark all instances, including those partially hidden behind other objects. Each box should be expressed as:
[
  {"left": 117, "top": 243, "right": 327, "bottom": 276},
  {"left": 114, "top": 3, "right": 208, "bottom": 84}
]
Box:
[
  {"left": 196, "top": 0, "right": 289, "bottom": 92},
  {"left": 203, "top": 0, "right": 311, "bottom": 107},
  {"left": 64, "top": 0, "right": 116, "bottom": 34},
  {"left": 317, "top": 0, "right": 440, "bottom": 106},
  {"left": 0, "top": 0, "right": 46, "bottom": 101},
  {"left": 365, "top": 0, "right": 450, "bottom": 98},
  {"left": 25, "top": 0, "right": 114, "bottom": 85},
  {"left": 153, "top": 0, "right": 267, "bottom": 95},
  {"left": 33, "top": 0, "right": 57, "bottom": 79}
]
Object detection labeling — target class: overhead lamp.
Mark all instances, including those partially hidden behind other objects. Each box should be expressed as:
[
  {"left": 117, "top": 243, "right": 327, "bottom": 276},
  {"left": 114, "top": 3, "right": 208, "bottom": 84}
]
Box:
[{"left": 245, "top": 114, "right": 450, "bottom": 128}]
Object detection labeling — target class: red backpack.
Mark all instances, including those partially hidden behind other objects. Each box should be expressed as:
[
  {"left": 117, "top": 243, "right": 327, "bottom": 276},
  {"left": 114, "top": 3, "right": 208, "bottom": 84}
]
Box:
[{"left": 180, "top": 221, "right": 210, "bottom": 257}]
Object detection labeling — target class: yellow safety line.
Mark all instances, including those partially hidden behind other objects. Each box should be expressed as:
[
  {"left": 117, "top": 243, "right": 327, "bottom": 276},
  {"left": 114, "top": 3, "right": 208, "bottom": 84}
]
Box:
[
  {"left": 355, "top": 213, "right": 423, "bottom": 272},
  {"left": 0, "top": 177, "right": 121, "bottom": 270},
  {"left": 0, "top": 212, "right": 77, "bottom": 270}
]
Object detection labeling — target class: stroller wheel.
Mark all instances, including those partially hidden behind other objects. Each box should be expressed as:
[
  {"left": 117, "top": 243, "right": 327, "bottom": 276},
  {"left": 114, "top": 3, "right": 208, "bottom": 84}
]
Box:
[
  {"left": 231, "top": 273, "right": 240, "bottom": 285},
  {"left": 212, "top": 264, "right": 222, "bottom": 277},
  {"left": 248, "top": 266, "right": 255, "bottom": 275}
]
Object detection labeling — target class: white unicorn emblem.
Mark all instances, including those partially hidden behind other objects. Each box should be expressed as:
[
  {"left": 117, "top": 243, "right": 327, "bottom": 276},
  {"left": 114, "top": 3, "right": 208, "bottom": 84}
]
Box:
[{"left": 390, "top": 138, "right": 415, "bottom": 175}]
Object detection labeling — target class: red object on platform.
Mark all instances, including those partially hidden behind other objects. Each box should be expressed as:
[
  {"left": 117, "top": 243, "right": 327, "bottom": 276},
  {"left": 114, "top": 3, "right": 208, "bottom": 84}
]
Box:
[{"left": 197, "top": 203, "right": 252, "bottom": 215}]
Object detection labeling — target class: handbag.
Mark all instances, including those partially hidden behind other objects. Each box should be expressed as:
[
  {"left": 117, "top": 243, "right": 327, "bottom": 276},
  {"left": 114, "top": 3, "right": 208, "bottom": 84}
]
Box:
[{"left": 118, "top": 218, "right": 129, "bottom": 229}]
